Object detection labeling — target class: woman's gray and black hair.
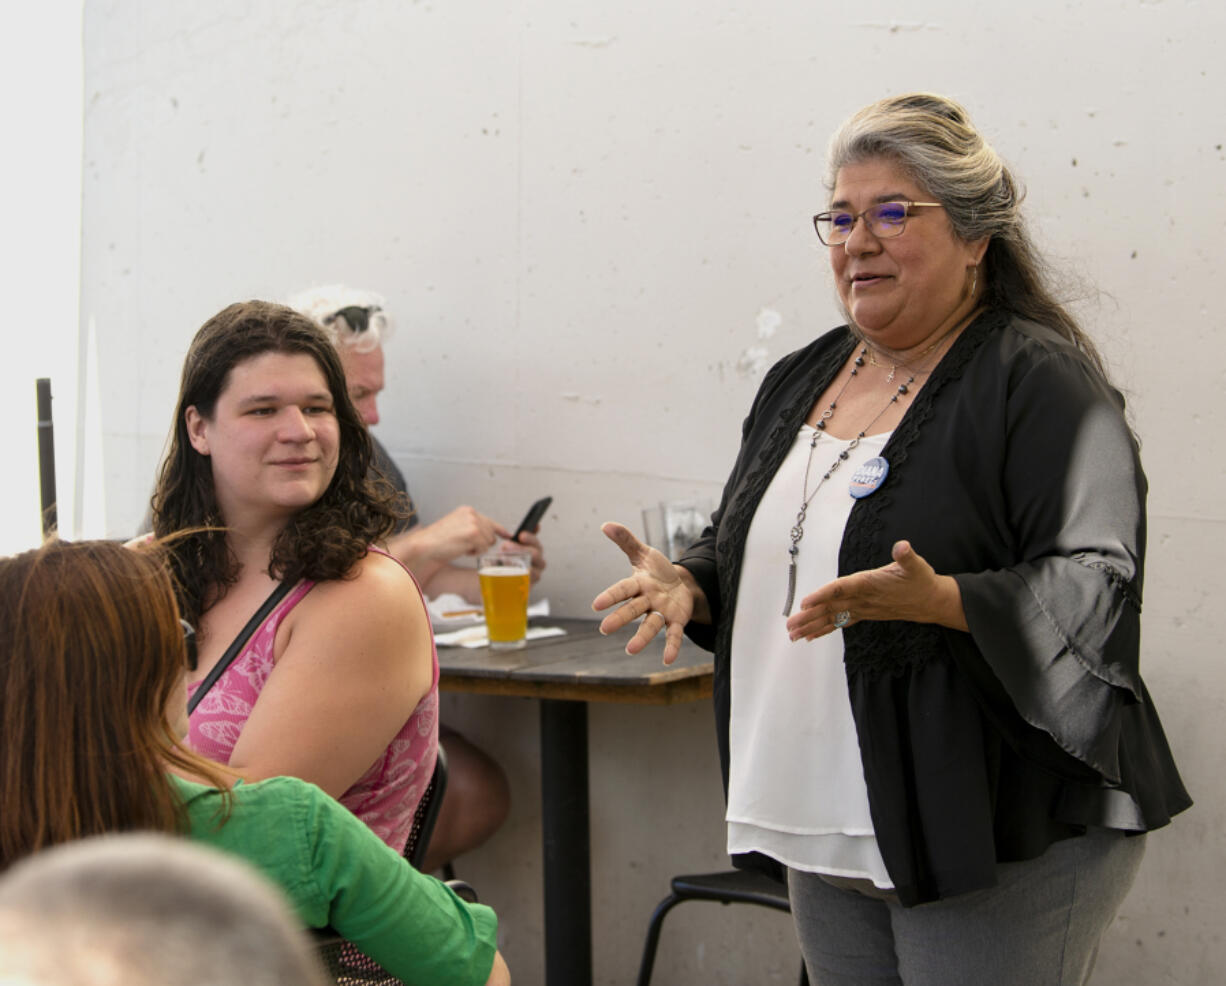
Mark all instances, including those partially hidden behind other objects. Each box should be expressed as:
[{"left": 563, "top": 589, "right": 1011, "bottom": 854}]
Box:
[{"left": 826, "top": 92, "right": 1105, "bottom": 375}]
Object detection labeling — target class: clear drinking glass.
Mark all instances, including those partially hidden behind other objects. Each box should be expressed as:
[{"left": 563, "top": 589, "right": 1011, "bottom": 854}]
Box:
[
  {"left": 641, "top": 500, "right": 713, "bottom": 559},
  {"left": 478, "top": 549, "right": 532, "bottom": 649}
]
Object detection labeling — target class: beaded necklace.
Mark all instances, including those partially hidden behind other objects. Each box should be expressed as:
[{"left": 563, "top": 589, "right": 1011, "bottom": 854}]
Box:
[
  {"left": 782, "top": 348, "right": 916, "bottom": 616},
  {"left": 781, "top": 311, "right": 980, "bottom": 615}
]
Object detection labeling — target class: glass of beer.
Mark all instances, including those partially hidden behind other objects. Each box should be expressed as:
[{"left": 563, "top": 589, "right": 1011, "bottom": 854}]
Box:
[{"left": 478, "top": 549, "right": 532, "bottom": 649}]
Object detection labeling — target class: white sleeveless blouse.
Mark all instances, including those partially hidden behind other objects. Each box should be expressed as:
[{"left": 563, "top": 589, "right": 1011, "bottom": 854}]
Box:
[{"left": 726, "top": 425, "right": 893, "bottom": 888}]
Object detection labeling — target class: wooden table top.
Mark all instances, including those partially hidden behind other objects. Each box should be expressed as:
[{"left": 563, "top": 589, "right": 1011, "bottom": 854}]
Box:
[{"left": 437, "top": 617, "right": 714, "bottom": 705}]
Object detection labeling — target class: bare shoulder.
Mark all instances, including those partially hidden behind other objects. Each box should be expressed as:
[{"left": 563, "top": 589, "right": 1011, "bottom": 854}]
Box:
[
  {"left": 233, "top": 550, "right": 435, "bottom": 792},
  {"left": 287, "top": 551, "right": 429, "bottom": 650},
  {"left": 317, "top": 551, "right": 422, "bottom": 609}
]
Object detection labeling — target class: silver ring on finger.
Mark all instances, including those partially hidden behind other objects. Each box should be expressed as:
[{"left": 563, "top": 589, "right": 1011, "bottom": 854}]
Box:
[
  {"left": 649, "top": 610, "right": 668, "bottom": 628},
  {"left": 833, "top": 610, "right": 852, "bottom": 629}
]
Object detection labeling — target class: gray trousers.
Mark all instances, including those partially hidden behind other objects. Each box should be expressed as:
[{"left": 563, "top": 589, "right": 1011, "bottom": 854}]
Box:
[{"left": 788, "top": 828, "right": 1146, "bottom": 986}]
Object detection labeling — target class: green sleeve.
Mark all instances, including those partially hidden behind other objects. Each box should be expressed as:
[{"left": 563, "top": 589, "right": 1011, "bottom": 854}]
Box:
[
  {"left": 297, "top": 781, "right": 499, "bottom": 986},
  {"left": 178, "top": 776, "right": 498, "bottom": 986}
]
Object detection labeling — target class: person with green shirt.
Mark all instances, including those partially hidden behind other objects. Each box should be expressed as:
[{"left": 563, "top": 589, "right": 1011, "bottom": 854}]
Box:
[{"left": 0, "top": 538, "right": 510, "bottom": 986}]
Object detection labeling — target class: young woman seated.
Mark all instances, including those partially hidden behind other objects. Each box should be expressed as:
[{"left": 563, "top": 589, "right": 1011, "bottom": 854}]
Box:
[{"left": 150, "top": 300, "right": 435, "bottom": 850}]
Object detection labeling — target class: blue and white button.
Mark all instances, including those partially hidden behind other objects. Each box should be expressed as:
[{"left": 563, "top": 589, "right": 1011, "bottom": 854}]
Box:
[{"left": 848, "top": 456, "right": 889, "bottom": 499}]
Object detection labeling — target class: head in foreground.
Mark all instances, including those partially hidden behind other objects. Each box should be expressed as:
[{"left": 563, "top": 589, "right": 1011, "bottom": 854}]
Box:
[{"left": 0, "top": 833, "right": 327, "bottom": 986}]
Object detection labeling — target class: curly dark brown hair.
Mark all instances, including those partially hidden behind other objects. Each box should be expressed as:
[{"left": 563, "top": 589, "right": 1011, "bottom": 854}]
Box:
[{"left": 151, "top": 301, "right": 401, "bottom": 625}]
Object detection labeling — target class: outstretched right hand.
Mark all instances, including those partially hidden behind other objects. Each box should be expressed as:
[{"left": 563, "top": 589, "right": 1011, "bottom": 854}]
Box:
[{"left": 591, "top": 521, "right": 695, "bottom": 665}]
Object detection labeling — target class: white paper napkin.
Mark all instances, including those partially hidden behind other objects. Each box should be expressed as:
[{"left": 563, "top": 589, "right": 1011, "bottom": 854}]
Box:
[
  {"left": 427, "top": 595, "right": 554, "bottom": 642},
  {"left": 426, "top": 593, "right": 485, "bottom": 631},
  {"left": 433, "top": 624, "right": 567, "bottom": 649}
]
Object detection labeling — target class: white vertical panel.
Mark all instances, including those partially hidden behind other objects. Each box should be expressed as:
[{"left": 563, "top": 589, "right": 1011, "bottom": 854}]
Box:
[{"left": 0, "top": 0, "right": 83, "bottom": 552}]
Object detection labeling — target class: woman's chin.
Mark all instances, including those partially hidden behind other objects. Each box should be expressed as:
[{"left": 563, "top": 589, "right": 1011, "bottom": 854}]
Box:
[
  {"left": 265, "top": 483, "right": 329, "bottom": 514},
  {"left": 849, "top": 312, "right": 903, "bottom": 343},
  {"left": 848, "top": 302, "right": 938, "bottom": 350}
]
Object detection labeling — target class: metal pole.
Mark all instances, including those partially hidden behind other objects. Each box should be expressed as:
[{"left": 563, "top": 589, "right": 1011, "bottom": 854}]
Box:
[
  {"left": 539, "top": 698, "right": 593, "bottom": 985},
  {"left": 36, "top": 378, "right": 57, "bottom": 537}
]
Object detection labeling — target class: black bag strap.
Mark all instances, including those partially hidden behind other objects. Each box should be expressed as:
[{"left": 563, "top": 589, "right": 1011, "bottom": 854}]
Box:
[{"left": 188, "top": 580, "right": 296, "bottom": 715}]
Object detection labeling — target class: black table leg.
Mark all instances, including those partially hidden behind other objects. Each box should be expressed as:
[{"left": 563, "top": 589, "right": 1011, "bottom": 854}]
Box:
[{"left": 539, "top": 698, "right": 592, "bottom": 986}]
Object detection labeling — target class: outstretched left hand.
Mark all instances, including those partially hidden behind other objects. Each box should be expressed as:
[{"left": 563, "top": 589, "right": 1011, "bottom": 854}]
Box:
[{"left": 785, "top": 539, "right": 968, "bottom": 641}]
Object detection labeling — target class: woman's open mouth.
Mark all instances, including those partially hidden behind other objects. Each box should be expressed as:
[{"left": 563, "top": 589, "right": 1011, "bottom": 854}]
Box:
[{"left": 851, "top": 273, "right": 890, "bottom": 289}]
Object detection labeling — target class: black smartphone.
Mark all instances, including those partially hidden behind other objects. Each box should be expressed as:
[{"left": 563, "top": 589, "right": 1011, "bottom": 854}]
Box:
[{"left": 511, "top": 496, "right": 552, "bottom": 541}]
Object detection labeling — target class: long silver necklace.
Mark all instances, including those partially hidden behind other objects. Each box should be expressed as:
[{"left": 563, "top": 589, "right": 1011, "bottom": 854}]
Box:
[{"left": 783, "top": 349, "right": 916, "bottom": 616}]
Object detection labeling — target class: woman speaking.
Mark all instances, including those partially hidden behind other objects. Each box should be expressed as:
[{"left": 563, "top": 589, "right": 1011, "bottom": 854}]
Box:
[{"left": 594, "top": 92, "right": 1190, "bottom": 985}]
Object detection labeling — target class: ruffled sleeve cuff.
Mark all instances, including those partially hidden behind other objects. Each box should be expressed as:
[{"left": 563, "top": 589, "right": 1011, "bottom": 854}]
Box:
[{"left": 955, "top": 557, "right": 1143, "bottom": 784}]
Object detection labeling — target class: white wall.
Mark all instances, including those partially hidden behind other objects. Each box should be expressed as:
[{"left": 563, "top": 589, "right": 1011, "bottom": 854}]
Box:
[
  {"left": 83, "top": 2, "right": 1224, "bottom": 983},
  {"left": 1, "top": 1, "right": 86, "bottom": 554}
]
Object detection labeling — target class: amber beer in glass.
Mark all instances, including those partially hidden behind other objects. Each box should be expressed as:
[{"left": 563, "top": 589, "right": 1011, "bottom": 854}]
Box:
[{"left": 478, "top": 550, "right": 532, "bottom": 648}]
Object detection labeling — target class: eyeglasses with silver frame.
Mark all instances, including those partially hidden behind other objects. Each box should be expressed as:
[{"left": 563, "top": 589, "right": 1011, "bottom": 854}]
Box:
[{"left": 812, "top": 201, "right": 942, "bottom": 246}]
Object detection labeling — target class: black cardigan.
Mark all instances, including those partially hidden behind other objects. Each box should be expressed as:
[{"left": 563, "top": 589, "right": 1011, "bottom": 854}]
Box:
[{"left": 679, "top": 309, "right": 1190, "bottom": 906}]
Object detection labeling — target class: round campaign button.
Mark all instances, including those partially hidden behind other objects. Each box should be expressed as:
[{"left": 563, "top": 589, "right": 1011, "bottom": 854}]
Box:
[{"left": 848, "top": 456, "right": 889, "bottom": 499}]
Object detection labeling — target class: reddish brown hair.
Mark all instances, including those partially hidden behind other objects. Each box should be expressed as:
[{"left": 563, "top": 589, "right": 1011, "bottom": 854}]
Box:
[{"left": 0, "top": 539, "right": 230, "bottom": 870}]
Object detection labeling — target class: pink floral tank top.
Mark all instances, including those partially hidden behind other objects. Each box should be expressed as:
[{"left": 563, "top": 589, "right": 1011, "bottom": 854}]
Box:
[{"left": 186, "top": 554, "right": 439, "bottom": 853}]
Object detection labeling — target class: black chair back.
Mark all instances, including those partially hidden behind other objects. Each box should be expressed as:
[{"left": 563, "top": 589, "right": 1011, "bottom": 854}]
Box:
[
  {"left": 316, "top": 747, "right": 451, "bottom": 984},
  {"left": 404, "top": 745, "right": 447, "bottom": 870}
]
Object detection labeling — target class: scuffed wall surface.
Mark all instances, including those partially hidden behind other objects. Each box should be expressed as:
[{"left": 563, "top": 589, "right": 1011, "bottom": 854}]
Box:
[{"left": 84, "top": 2, "right": 1224, "bottom": 982}]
